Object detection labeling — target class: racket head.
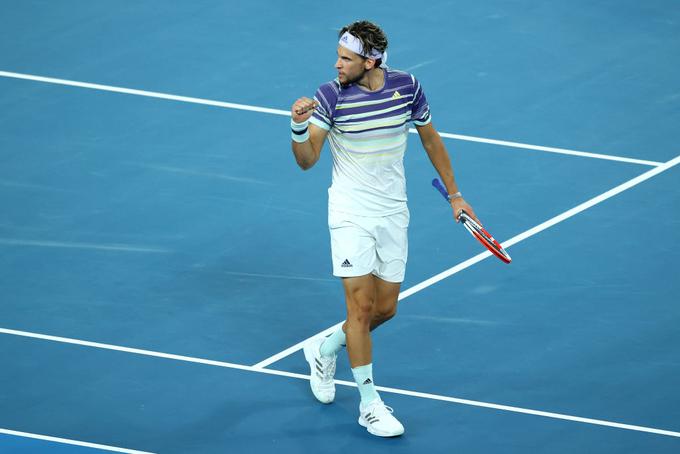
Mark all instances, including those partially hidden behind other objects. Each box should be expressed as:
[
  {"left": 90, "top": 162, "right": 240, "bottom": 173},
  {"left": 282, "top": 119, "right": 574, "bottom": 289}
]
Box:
[{"left": 459, "top": 211, "right": 512, "bottom": 264}]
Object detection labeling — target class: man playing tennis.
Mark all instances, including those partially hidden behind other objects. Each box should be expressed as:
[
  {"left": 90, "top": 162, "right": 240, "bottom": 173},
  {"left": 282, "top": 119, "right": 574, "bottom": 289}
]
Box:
[{"left": 291, "top": 20, "right": 477, "bottom": 437}]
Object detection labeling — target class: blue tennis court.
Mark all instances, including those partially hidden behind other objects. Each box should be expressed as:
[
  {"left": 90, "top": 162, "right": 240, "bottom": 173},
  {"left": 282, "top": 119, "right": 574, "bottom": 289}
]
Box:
[{"left": 1, "top": 1, "right": 679, "bottom": 453}]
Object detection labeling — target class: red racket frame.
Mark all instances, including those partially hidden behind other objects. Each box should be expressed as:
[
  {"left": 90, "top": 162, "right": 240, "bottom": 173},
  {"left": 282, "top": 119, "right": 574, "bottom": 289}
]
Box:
[{"left": 459, "top": 211, "right": 512, "bottom": 264}]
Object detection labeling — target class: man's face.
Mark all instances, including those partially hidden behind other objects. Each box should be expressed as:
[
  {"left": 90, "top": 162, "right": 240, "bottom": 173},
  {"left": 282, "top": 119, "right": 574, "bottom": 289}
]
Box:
[{"left": 335, "top": 46, "right": 371, "bottom": 86}]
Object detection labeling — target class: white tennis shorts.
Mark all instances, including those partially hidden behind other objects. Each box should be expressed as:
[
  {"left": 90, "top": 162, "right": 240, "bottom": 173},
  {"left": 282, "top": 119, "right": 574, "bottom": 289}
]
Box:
[{"left": 328, "top": 209, "right": 409, "bottom": 283}]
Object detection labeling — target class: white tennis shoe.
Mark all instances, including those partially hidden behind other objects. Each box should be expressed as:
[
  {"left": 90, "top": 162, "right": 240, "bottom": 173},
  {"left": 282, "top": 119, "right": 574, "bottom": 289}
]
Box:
[
  {"left": 358, "top": 399, "right": 405, "bottom": 437},
  {"left": 303, "top": 336, "right": 336, "bottom": 404}
]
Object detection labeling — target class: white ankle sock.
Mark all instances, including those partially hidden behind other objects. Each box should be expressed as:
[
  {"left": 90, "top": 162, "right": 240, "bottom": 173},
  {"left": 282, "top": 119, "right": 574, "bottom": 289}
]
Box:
[
  {"left": 320, "top": 327, "right": 346, "bottom": 358},
  {"left": 352, "top": 363, "right": 380, "bottom": 405}
]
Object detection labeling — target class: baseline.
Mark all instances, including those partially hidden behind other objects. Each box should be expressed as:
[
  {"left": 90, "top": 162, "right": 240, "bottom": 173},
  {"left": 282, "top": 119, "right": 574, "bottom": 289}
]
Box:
[{"left": 0, "top": 70, "right": 661, "bottom": 167}]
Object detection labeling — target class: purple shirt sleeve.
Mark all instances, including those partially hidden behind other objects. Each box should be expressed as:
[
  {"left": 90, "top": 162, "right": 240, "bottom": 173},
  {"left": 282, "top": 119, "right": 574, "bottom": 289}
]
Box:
[
  {"left": 411, "top": 76, "right": 432, "bottom": 126},
  {"left": 310, "top": 82, "right": 338, "bottom": 131}
]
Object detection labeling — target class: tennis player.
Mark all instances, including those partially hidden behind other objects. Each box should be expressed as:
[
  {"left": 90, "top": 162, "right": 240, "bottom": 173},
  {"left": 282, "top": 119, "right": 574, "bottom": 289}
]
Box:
[{"left": 291, "top": 20, "right": 477, "bottom": 437}]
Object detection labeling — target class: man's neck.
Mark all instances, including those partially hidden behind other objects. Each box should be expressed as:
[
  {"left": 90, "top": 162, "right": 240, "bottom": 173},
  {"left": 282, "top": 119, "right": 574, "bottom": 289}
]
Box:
[{"left": 357, "top": 68, "right": 385, "bottom": 92}]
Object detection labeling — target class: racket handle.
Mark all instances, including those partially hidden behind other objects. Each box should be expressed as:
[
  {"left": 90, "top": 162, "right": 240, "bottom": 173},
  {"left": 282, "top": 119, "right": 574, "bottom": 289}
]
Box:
[{"left": 432, "top": 178, "right": 451, "bottom": 202}]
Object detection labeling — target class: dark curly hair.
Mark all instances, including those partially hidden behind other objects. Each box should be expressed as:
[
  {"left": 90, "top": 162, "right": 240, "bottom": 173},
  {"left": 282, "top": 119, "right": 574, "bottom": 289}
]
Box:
[{"left": 339, "top": 20, "right": 388, "bottom": 67}]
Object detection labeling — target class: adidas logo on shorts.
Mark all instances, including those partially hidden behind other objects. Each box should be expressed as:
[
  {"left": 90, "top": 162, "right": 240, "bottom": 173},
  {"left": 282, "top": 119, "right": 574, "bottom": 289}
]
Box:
[{"left": 341, "top": 259, "right": 353, "bottom": 268}]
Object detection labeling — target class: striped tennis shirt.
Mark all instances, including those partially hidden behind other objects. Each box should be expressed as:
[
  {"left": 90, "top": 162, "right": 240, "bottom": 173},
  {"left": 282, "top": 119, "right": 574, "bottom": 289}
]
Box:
[{"left": 310, "top": 68, "right": 432, "bottom": 217}]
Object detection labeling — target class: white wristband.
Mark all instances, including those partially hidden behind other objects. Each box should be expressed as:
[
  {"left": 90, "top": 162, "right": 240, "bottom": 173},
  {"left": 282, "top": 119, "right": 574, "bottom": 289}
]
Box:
[
  {"left": 448, "top": 192, "right": 462, "bottom": 201},
  {"left": 291, "top": 119, "right": 309, "bottom": 131},
  {"left": 292, "top": 129, "right": 310, "bottom": 143},
  {"left": 291, "top": 118, "right": 310, "bottom": 143}
]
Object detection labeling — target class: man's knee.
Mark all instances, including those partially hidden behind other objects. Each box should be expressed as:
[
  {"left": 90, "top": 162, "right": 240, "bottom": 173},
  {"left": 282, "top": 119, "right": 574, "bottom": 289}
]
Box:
[
  {"left": 373, "top": 302, "right": 397, "bottom": 323},
  {"left": 346, "top": 289, "right": 374, "bottom": 324}
]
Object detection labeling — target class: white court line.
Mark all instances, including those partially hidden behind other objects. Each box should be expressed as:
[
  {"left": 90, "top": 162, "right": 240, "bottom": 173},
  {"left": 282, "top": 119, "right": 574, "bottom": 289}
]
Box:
[
  {"left": 5, "top": 158, "right": 679, "bottom": 439},
  {"left": 3, "top": 70, "right": 678, "bottom": 437},
  {"left": 0, "top": 71, "right": 287, "bottom": 116},
  {"left": 0, "top": 238, "right": 171, "bottom": 253},
  {"left": 0, "top": 428, "right": 156, "bottom": 454},
  {"left": 433, "top": 131, "right": 663, "bottom": 167},
  {"left": 2, "top": 327, "right": 679, "bottom": 439},
  {"left": 251, "top": 154, "right": 680, "bottom": 369},
  {"left": 0, "top": 70, "right": 662, "bottom": 167}
]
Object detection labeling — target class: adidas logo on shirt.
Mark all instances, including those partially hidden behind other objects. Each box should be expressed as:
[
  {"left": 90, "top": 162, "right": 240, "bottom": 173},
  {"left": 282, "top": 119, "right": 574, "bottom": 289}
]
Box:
[
  {"left": 392, "top": 90, "right": 401, "bottom": 99},
  {"left": 341, "top": 259, "right": 353, "bottom": 268}
]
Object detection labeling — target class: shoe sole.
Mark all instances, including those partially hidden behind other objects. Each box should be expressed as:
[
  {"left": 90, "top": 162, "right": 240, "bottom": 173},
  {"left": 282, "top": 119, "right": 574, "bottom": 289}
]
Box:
[
  {"left": 358, "top": 417, "right": 404, "bottom": 437},
  {"left": 303, "top": 341, "right": 334, "bottom": 404}
]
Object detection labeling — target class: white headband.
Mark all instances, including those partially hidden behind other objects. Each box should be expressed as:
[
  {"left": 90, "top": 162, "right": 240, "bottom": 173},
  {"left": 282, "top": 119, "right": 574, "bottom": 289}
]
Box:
[{"left": 339, "top": 31, "right": 388, "bottom": 68}]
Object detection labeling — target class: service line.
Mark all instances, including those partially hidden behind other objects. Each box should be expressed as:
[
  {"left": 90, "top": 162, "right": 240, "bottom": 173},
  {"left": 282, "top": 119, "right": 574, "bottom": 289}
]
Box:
[
  {"left": 0, "top": 428, "right": 156, "bottom": 454},
  {"left": 251, "top": 154, "right": 680, "bottom": 369},
  {"left": 1, "top": 327, "right": 679, "bottom": 439}
]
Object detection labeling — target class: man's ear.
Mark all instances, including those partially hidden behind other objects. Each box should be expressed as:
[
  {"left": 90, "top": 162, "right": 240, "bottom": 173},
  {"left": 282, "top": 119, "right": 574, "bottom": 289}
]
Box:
[{"left": 364, "top": 58, "right": 376, "bottom": 70}]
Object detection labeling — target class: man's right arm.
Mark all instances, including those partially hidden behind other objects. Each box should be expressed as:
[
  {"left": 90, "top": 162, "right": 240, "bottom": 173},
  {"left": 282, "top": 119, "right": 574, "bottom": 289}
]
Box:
[
  {"left": 292, "top": 124, "right": 327, "bottom": 170},
  {"left": 291, "top": 97, "right": 328, "bottom": 170}
]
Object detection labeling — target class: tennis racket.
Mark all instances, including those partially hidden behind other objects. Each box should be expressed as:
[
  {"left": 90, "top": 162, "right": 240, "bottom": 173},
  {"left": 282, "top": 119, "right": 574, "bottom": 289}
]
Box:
[{"left": 432, "top": 178, "right": 512, "bottom": 264}]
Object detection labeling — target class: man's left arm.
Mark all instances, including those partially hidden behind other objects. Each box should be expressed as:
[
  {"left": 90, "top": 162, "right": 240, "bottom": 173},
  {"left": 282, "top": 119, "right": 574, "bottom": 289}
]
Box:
[{"left": 416, "top": 122, "right": 480, "bottom": 224}]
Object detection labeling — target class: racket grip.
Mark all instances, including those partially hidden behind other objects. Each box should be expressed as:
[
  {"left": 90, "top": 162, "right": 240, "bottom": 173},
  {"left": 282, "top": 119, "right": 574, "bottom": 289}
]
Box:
[{"left": 432, "top": 178, "right": 450, "bottom": 202}]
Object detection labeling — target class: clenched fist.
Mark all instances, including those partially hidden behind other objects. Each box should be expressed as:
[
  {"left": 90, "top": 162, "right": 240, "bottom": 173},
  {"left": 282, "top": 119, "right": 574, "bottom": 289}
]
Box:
[{"left": 291, "top": 97, "right": 318, "bottom": 123}]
